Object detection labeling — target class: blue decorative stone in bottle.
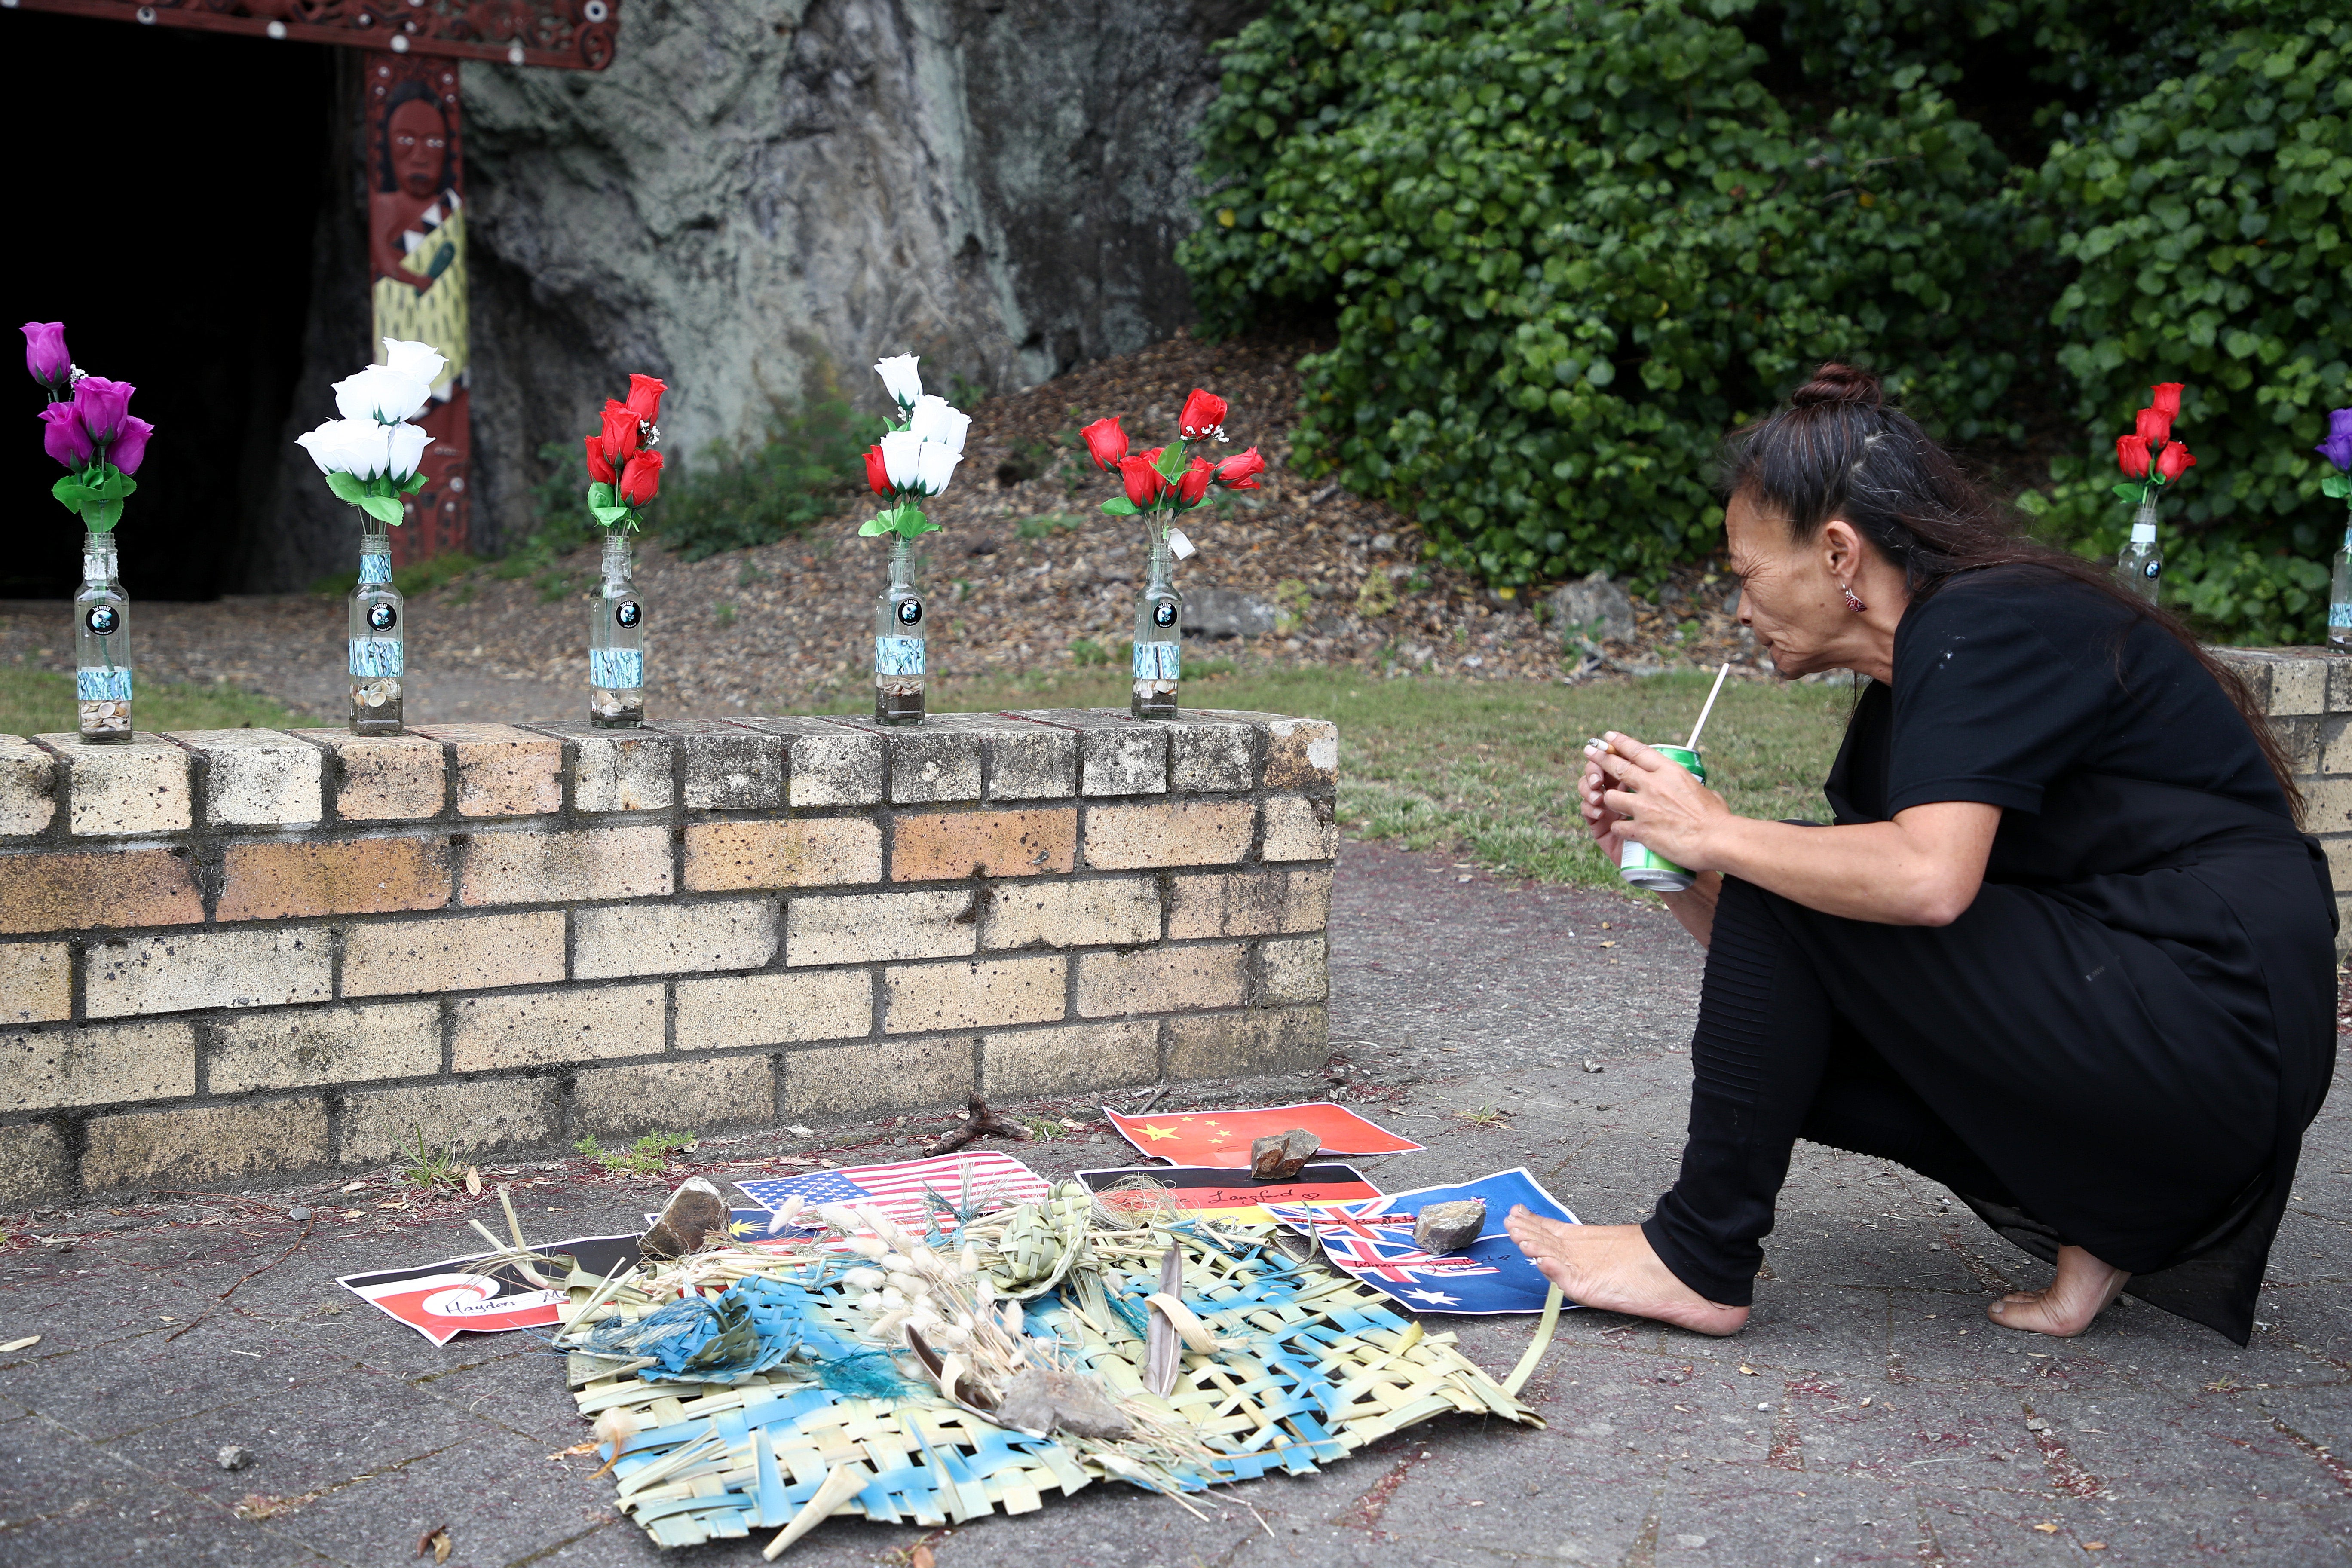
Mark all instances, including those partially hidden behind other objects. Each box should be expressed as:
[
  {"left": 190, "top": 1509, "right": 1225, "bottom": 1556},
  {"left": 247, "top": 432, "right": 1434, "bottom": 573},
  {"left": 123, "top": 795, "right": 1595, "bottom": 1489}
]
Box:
[
  {"left": 1131, "top": 534, "right": 1182, "bottom": 719},
  {"left": 589, "top": 529, "right": 646, "bottom": 727},
  {"left": 874, "top": 537, "right": 925, "bottom": 725},
  {"left": 74, "top": 529, "right": 133, "bottom": 743},
  {"left": 348, "top": 521, "right": 405, "bottom": 735}
]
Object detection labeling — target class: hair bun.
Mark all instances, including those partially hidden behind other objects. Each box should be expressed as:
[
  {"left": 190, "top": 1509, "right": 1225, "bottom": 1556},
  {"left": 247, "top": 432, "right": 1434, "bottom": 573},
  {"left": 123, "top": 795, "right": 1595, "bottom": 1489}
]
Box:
[{"left": 1789, "top": 363, "right": 1884, "bottom": 410}]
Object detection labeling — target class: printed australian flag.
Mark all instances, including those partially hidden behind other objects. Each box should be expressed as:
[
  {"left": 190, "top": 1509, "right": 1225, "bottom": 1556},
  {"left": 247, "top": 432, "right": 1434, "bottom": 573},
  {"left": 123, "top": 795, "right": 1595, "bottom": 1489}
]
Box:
[{"left": 1265, "top": 1166, "right": 1581, "bottom": 1315}]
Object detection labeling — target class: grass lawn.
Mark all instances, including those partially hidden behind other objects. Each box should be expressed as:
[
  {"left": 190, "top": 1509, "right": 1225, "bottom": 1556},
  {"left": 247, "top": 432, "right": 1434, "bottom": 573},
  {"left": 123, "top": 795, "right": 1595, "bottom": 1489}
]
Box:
[
  {"left": 0, "top": 666, "right": 300, "bottom": 738},
  {"left": 895, "top": 665, "right": 1857, "bottom": 890}
]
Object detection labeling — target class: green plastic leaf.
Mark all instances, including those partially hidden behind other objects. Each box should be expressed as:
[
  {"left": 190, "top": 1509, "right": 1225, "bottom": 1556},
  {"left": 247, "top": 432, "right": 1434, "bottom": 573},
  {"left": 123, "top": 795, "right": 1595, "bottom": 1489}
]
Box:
[
  {"left": 326, "top": 471, "right": 368, "bottom": 505},
  {"left": 2110, "top": 482, "right": 2142, "bottom": 500},
  {"left": 1153, "top": 444, "right": 1187, "bottom": 482},
  {"left": 587, "top": 482, "right": 616, "bottom": 509},
  {"left": 88, "top": 499, "right": 124, "bottom": 531},
  {"left": 51, "top": 477, "right": 95, "bottom": 508},
  {"left": 1100, "top": 497, "right": 1140, "bottom": 515},
  {"left": 399, "top": 472, "right": 429, "bottom": 495},
  {"left": 590, "top": 504, "right": 634, "bottom": 527},
  {"left": 358, "top": 495, "right": 407, "bottom": 525},
  {"left": 2322, "top": 472, "right": 2352, "bottom": 499}
]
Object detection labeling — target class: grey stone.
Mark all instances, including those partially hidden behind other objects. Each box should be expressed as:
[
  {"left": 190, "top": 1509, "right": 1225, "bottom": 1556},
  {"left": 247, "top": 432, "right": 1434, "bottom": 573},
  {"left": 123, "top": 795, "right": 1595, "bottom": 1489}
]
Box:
[
  {"left": 642, "top": 1176, "right": 730, "bottom": 1258},
  {"left": 1547, "top": 570, "right": 1638, "bottom": 645},
  {"left": 216, "top": 1444, "right": 254, "bottom": 1471},
  {"left": 287, "top": 1206, "right": 311, "bottom": 1222},
  {"left": 1183, "top": 589, "right": 1280, "bottom": 639},
  {"left": 1248, "top": 1127, "right": 1319, "bottom": 1181},
  {"left": 1412, "top": 1197, "right": 1485, "bottom": 1253}
]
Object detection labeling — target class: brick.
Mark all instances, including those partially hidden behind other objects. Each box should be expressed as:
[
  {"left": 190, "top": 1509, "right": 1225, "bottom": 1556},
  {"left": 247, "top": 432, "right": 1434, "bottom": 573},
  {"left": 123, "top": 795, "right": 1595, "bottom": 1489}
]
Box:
[
  {"left": 846, "top": 719, "right": 983, "bottom": 804},
  {"left": 737, "top": 717, "right": 884, "bottom": 807},
  {"left": 1029, "top": 710, "right": 1168, "bottom": 797},
  {"left": 0, "top": 735, "right": 58, "bottom": 836},
  {"left": 2267, "top": 655, "right": 2330, "bottom": 717},
  {"left": 292, "top": 730, "right": 446, "bottom": 821},
  {"left": 86, "top": 928, "right": 331, "bottom": 1019},
  {"left": 413, "top": 723, "right": 564, "bottom": 817},
  {"left": 1084, "top": 801, "right": 1254, "bottom": 870},
  {"left": 341, "top": 1077, "right": 562, "bottom": 1164},
  {"left": 450, "top": 984, "right": 665, "bottom": 1071},
  {"left": 2328, "top": 658, "right": 2352, "bottom": 716},
  {"left": 1168, "top": 868, "right": 1331, "bottom": 938},
  {"left": 923, "top": 714, "right": 1075, "bottom": 801},
  {"left": 681, "top": 818, "right": 882, "bottom": 892},
  {"left": 2212, "top": 651, "right": 2271, "bottom": 714},
  {"left": 676, "top": 969, "right": 873, "bottom": 1050},
  {"left": 892, "top": 809, "right": 1077, "bottom": 882},
  {"left": 575, "top": 897, "right": 778, "bottom": 980},
  {"left": 885, "top": 955, "right": 1066, "bottom": 1033},
  {"left": 2271, "top": 714, "right": 2323, "bottom": 775},
  {"left": 983, "top": 1020, "right": 1158, "bottom": 1099},
  {"left": 1077, "top": 944, "right": 1246, "bottom": 1018},
  {"left": 788, "top": 888, "right": 979, "bottom": 966},
  {"left": 781, "top": 1034, "right": 974, "bottom": 1119},
  {"left": 208, "top": 1000, "right": 441, "bottom": 1093},
  {"left": 343, "top": 910, "right": 566, "bottom": 997},
  {"left": 649, "top": 719, "right": 784, "bottom": 810},
  {"left": 1167, "top": 718, "right": 1256, "bottom": 793},
  {"left": 1259, "top": 936, "right": 1330, "bottom": 1004},
  {"left": 2306, "top": 776, "right": 2352, "bottom": 835},
  {"left": 1166, "top": 1005, "right": 1328, "bottom": 1080},
  {"left": 2322, "top": 835, "right": 2352, "bottom": 900},
  {"left": 39, "top": 732, "right": 191, "bottom": 836},
  {"left": 0, "top": 943, "right": 71, "bottom": 1024},
  {"left": 2318, "top": 714, "right": 2352, "bottom": 775},
  {"left": 176, "top": 729, "right": 322, "bottom": 827},
  {"left": 83, "top": 1098, "right": 329, "bottom": 1192},
  {"left": 0, "top": 846, "right": 202, "bottom": 935},
  {"left": 216, "top": 834, "right": 453, "bottom": 922},
  {"left": 983, "top": 878, "right": 1160, "bottom": 950},
  {"left": 573, "top": 1056, "right": 775, "bottom": 1137},
  {"left": 3, "top": 1019, "right": 194, "bottom": 1111},
  {"left": 0, "top": 1121, "right": 72, "bottom": 1207},
  {"left": 1198, "top": 712, "right": 1338, "bottom": 790},
  {"left": 1262, "top": 795, "right": 1340, "bottom": 861},
  {"left": 459, "top": 823, "right": 672, "bottom": 905},
  {"left": 530, "top": 722, "right": 675, "bottom": 813}
]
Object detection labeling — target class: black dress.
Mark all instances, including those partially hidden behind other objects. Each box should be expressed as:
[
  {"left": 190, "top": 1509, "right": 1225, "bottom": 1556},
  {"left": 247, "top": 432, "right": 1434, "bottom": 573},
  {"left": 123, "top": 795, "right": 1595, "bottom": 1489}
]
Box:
[{"left": 1638, "top": 566, "right": 2337, "bottom": 1342}]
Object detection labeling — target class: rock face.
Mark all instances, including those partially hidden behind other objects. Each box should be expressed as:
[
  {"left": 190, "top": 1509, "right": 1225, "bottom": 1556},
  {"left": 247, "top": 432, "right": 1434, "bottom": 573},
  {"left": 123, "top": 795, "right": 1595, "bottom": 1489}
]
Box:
[{"left": 1546, "top": 571, "right": 1638, "bottom": 646}]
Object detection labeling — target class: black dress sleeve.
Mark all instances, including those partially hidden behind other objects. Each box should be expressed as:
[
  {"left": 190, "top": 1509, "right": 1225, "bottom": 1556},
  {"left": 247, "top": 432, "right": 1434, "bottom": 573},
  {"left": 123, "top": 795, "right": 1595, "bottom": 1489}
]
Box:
[{"left": 1883, "top": 577, "right": 2121, "bottom": 817}]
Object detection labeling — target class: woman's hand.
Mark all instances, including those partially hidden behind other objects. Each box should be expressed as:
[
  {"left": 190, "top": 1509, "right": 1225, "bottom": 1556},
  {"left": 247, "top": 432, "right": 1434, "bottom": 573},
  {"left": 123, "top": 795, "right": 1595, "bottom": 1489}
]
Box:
[
  {"left": 1586, "top": 732, "right": 1733, "bottom": 870},
  {"left": 1577, "top": 742, "right": 1636, "bottom": 861}
]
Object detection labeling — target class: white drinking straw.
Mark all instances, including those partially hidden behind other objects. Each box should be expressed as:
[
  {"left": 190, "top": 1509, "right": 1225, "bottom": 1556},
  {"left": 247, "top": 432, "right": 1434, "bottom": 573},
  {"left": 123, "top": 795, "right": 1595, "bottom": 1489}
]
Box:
[{"left": 1684, "top": 661, "right": 1733, "bottom": 750}]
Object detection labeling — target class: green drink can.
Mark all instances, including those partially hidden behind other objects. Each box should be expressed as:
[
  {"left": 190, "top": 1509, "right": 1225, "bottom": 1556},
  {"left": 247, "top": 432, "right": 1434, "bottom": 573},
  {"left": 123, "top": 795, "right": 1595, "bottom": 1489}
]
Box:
[{"left": 1616, "top": 743, "right": 1706, "bottom": 893}]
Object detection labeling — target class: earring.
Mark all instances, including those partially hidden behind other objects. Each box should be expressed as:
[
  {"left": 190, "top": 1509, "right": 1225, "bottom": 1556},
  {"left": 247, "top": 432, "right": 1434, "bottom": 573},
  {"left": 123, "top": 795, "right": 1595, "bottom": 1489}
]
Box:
[{"left": 1842, "top": 584, "right": 1867, "bottom": 613}]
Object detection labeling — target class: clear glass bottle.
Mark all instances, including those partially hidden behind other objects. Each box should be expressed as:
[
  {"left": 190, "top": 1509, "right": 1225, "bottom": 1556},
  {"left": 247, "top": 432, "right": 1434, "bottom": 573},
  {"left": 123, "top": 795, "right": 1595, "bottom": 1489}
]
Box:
[
  {"left": 588, "top": 530, "right": 646, "bottom": 727},
  {"left": 1131, "top": 533, "right": 1182, "bottom": 720},
  {"left": 2331, "top": 524, "right": 2352, "bottom": 651},
  {"left": 874, "top": 537, "right": 926, "bottom": 726},
  {"left": 2117, "top": 498, "right": 2162, "bottom": 605},
  {"left": 73, "top": 529, "right": 132, "bottom": 743},
  {"left": 348, "top": 522, "right": 405, "bottom": 735}
]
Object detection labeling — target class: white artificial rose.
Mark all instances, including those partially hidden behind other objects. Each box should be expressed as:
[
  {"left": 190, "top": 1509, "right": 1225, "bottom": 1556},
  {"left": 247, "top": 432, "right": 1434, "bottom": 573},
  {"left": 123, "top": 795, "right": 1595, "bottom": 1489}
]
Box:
[
  {"left": 873, "top": 354, "right": 923, "bottom": 408},
  {"left": 297, "top": 418, "right": 392, "bottom": 479},
  {"left": 913, "top": 441, "right": 962, "bottom": 496},
  {"left": 879, "top": 429, "right": 927, "bottom": 490},
  {"left": 385, "top": 422, "right": 431, "bottom": 482},
  {"left": 381, "top": 338, "right": 448, "bottom": 389},
  {"left": 333, "top": 364, "right": 432, "bottom": 425},
  {"left": 907, "top": 395, "right": 971, "bottom": 455}
]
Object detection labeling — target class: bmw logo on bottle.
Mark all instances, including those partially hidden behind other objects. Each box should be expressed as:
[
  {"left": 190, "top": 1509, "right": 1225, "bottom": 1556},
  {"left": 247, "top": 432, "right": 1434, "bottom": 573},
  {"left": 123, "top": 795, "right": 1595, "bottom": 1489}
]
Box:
[
  {"left": 898, "top": 599, "right": 923, "bottom": 626},
  {"left": 86, "top": 606, "right": 119, "bottom": 636},
  {"left": 368, "top": 603, "right": 398, "bottom": 632},
  {"left": 2144, "top": 562, "right": 2162, "bottom": 579},
  {"left": 1154, "top": 601, "right": 1177, "bottom": 628},
  {"left": 616, "top": 600, "right": 642, "bottom": 628}
]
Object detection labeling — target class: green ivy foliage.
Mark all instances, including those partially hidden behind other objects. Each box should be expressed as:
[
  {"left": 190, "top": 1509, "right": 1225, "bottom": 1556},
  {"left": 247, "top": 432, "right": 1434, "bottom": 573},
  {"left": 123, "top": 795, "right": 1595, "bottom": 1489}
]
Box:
[
  {"left": 1181, "top": 0, "right": 2020, "bottom": 591},
  {"left": 2021, "top": 18, "right": 2352, "bottom": 643}
]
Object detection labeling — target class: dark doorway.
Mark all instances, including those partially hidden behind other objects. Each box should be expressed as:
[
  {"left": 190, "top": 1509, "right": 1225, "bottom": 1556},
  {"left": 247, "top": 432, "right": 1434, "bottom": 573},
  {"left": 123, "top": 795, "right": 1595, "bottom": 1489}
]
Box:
[{"left": 3, "top": 13, "right": 337, "bottom": 600}]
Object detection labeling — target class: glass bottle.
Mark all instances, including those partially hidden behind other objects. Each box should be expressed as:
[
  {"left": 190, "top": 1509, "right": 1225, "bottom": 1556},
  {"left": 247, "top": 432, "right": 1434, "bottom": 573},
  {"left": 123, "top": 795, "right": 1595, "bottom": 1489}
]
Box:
[
  {"left": 2116, "top": 498, "right": 2162, "bottom": 605},
  {"left": 348, "top": 522, "right": 405, "bottom": 735},
  {"left": 874, "top": 536, "right": 926, "bottom": 725},
  {"left": 73, "top": 529, "right": 132, "bottom": 743},
  {"left": 2331, "top": 523, "right": 2352, "bottom": 652},
  {"left": 1131, "top": 533, "right": 1182, "bottom": 720},
  {"left": 588, "top": 530, "right": 646, "bottom": 727}
]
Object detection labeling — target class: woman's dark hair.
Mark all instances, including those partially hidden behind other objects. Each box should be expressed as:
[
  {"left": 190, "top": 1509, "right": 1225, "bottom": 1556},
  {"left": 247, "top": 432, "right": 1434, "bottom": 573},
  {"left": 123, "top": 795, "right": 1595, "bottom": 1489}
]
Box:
[{"left": 1718, "top": 362, "right": 2303, "bottom": 821}]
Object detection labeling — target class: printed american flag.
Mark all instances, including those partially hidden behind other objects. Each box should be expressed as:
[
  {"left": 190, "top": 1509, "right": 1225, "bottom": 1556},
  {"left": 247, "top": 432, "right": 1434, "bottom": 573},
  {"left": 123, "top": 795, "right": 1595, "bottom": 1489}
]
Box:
[{"left": 736, "top": 1152, "right": 1050, "bottom": 1247}]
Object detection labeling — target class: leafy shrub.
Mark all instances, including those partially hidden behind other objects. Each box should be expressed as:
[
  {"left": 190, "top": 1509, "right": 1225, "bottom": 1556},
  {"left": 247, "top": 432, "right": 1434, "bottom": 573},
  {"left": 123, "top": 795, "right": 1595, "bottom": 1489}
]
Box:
[
  {"left": 2021, "top": 17, "right": 2352, "bottom": 642},
  {"left": 1182, "top": 0, "right": 2021, "bottom": 592},
  {"left": 656, "top": 398, "right": 888, "bottom": 562}
]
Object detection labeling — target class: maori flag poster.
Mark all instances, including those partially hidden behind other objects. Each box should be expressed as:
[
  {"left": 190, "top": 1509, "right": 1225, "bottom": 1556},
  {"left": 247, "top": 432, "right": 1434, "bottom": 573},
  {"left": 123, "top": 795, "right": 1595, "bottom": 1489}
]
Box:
[
  {"left": 1102, "top": 1102, "right": 1423, "bottom": 1167},
  {"left": 1265, "top": 1168, "right": 1580, "bottom": 1315},
  {"left": 339, "top": 1234, "right": 641, "bottom": 1346}
]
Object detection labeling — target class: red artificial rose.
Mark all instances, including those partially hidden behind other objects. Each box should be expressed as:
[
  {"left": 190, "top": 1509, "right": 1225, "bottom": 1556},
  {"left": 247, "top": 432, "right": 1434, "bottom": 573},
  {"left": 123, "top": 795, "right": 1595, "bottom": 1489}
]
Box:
[
  {"left": 2134, "top": 405, "right": 2171, "bottom": 447},
  {"left": 618, "top": 449, "right": 664, "bottom": 506},
  {"left": 599, "top": 399, "right": 641, "bottom": 471},
  {"left": 1118, "top": 451, "right": 1169, "bottom": 508},
  {"left": 1176, "top": 456, "right": 1214, "bottom": 505},
  {"left": 1178, "top": 388, "right": 1228, "bottom": 439},
  {"left": 2149, "top": 382, "right": 2184, "bottom": 423},
  {"left": 625, "top": 374, "right": 667, "bottom": 425},
  {"left": 584, "top": 432, "right": 615, "bottom": 486},
  {"left": 2116, "top": 434, "right": 2151, "bottom": 479},
  {"left": 1080, "top": 416, "right": 1127, "bottom": 471},
  {"left": 1214, "top": 447, "right": 1265, "bottom": 490},
  {"left": 2155, "top": 441, "right": 2196, "bottom": 482},
  {"left": 864, "top": 443, "right": 891, "bottom": 497}
]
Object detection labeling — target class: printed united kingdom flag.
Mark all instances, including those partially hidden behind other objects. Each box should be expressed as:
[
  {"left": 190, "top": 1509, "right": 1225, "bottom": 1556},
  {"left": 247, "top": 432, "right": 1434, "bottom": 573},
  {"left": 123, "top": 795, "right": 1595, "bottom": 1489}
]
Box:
[
  {"left": 1266, "top": 1167, "right": 1581, "bottom": 1315},
  {"left": 736, "top": 1152, "right": 1049, "bottom": 1249}
]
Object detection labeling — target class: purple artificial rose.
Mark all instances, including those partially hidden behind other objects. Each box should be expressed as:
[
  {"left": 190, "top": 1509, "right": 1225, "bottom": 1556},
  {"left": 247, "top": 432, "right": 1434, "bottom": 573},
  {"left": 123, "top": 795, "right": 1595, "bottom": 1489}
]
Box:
[
  {"left": 2315, "top": 407, "right": 2352, "bottom": 473},
  {"left": 111, "top": 415, "right": 154, "bottom": 476},
  {"left": 38, "top": 404, "right": 94, "bottom": 469},
  {"left": 21, "top": 322, "right": 70, "bottom": 391},
  {"left": 70, "top": 376, "right": 134, "bottom": 443}
]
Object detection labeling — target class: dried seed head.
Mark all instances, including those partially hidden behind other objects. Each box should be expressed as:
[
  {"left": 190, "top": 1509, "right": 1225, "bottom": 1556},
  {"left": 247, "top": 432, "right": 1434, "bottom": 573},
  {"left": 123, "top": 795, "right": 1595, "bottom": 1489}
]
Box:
[{"left": 843, "top": 1267, "right": 887, "bottom": 1291}]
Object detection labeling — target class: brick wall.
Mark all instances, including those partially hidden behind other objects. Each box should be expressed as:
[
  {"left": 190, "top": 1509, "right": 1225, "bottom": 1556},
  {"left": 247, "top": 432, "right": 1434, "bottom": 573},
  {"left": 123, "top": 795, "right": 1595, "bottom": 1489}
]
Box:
[
  {"left": 2213, "top": 647, "right": 2352, "bottom": 949},
  {"left": 0, "top": 710, "right": 1338, "bottom": 1204}
]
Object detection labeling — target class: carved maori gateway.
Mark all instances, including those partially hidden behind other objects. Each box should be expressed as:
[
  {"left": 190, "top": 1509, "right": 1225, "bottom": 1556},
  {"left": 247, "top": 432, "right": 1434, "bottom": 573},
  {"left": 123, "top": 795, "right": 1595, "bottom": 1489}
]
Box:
[{"left": 8, "top": 0, "right": 622, "bottom": 566}]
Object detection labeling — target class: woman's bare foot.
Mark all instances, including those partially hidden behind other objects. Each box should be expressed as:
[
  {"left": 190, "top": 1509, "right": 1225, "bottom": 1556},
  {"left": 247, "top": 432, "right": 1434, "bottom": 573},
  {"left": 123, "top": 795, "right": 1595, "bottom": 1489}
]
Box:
[
  {"left": 1504, "top": 1207, "right": 1750, "bottom": 1337},
  {"left": 1985, "top": 1245, "right": 2130, "bottom": 1338}
]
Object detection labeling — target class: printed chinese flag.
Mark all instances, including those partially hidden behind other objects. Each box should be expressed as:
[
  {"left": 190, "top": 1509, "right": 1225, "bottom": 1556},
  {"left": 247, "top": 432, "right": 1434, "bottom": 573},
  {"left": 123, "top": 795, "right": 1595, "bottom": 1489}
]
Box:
[{"left": 1101, "top": 1101, "right": 1423, "bottom": 1168}]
